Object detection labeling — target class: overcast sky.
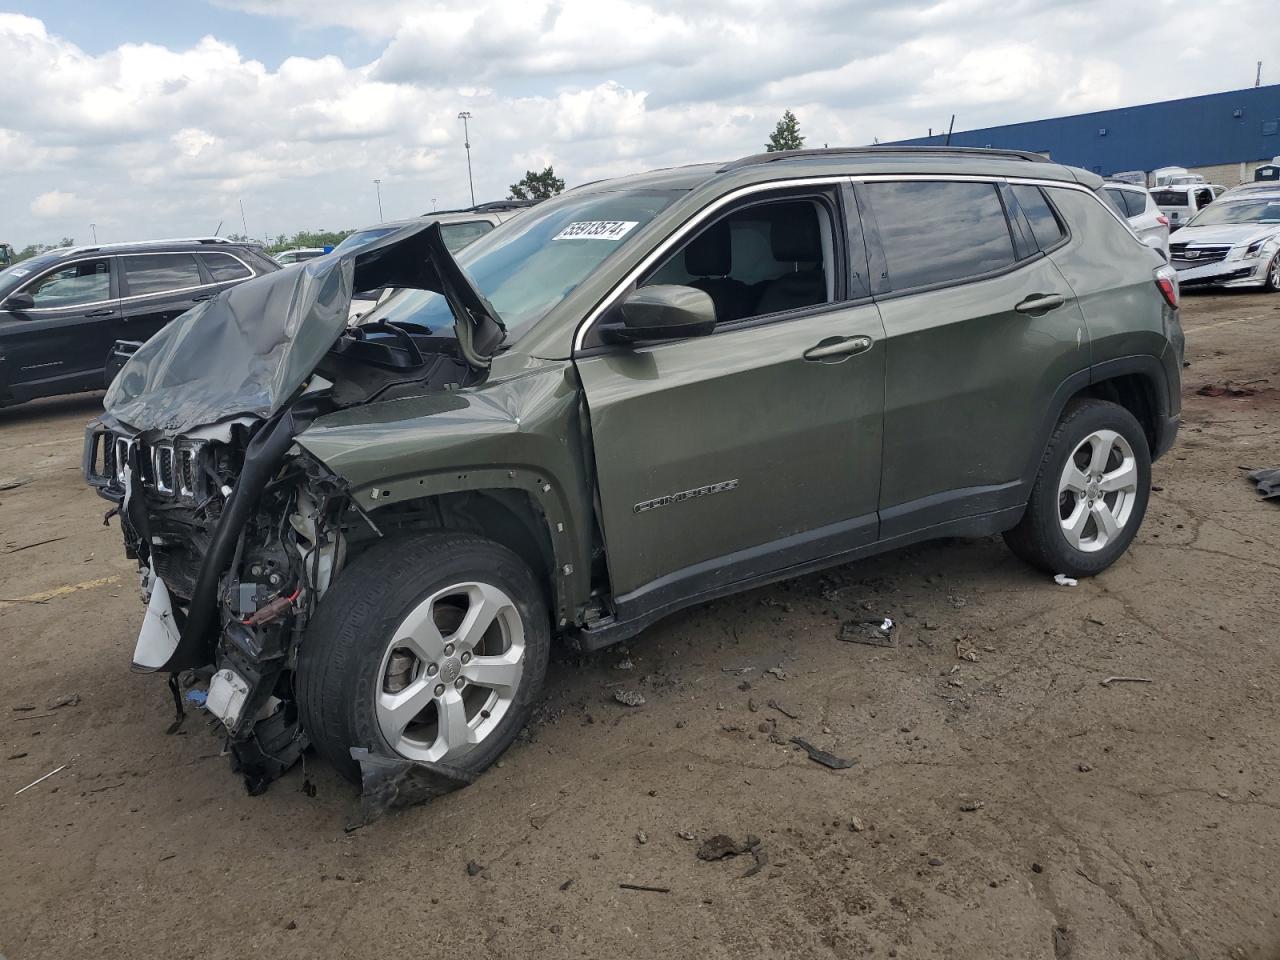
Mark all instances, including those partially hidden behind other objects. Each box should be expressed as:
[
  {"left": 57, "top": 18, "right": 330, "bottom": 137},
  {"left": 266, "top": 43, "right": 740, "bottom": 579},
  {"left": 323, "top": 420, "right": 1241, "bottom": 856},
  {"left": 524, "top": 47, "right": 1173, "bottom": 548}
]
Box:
[{"left": 2, "top": 0, "right": 1276, "bottom": 246}]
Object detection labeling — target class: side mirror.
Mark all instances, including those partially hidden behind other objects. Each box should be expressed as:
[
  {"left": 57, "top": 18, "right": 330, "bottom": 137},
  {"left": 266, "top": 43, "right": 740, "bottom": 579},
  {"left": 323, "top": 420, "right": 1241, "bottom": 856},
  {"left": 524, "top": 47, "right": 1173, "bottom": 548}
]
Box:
[
  {"left": 612, "top": 284, "right": 716, "bottom": 342},
  {"left": 3, "top": 291, "right": 34, "bottom": 312}
]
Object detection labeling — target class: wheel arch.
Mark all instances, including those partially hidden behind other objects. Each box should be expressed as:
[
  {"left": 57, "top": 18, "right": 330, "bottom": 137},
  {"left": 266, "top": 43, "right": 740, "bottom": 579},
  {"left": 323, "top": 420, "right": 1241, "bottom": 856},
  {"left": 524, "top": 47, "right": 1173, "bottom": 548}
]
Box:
[{"left": 354, "top": 468, "right": 590, "bottom": 632}]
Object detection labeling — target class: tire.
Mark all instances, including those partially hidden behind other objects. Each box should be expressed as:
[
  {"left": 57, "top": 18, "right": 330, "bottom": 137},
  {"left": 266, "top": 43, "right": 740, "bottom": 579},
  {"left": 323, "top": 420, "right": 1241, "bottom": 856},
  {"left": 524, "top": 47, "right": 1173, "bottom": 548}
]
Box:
[
  {"left": 1003, "top": 399, "right": 1151, "bottom": 578},
  {"left": 297, "top": 532, "right": 550, "bottom": 784},
  {"left": 1264, "top": 252, "right": 1280, "bottom": 293}
]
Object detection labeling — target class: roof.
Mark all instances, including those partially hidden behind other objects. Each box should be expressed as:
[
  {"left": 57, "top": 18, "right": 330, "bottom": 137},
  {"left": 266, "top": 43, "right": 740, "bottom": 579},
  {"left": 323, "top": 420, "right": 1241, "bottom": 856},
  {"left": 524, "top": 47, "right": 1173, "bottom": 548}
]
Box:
[
  {"left": 889, "top": 83, "right": 1280, "bottom": 177},
  {"left": 51, "top": 237, "right": 262, "bottom": 258},
  {"left": 570, "top": 147, "right": 1089, "bottom": 198}
]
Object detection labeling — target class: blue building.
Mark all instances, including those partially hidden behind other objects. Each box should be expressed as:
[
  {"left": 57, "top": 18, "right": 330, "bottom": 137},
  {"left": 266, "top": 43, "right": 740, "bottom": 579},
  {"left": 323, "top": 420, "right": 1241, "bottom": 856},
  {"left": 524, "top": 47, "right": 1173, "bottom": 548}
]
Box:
[{"left": 891, "top": 84, "right": 1280, "bottom": 182}]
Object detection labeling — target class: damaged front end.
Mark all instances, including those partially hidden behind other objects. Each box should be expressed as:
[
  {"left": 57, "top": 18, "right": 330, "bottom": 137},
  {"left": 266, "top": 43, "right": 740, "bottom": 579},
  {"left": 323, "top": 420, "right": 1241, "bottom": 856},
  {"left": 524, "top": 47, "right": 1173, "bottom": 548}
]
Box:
[{"left": 83, "top": 222, "right": 503, "bottom": 796}]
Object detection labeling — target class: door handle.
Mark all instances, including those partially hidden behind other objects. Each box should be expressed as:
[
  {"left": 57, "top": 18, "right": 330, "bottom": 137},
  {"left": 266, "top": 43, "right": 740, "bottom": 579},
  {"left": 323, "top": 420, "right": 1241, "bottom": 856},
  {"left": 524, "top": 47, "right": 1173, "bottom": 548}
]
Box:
[
  {"left": 192, "top": 293, "right": 216, "bottom": 302},
  {"left": 803, "top": 335, "right": 874, "bottom": 362},
  {"left": 1014, "top": 293, "right": 1066, "bottom": 315},
  {"left": 85, "top": 309, "right": 114, "bottom": 318}
]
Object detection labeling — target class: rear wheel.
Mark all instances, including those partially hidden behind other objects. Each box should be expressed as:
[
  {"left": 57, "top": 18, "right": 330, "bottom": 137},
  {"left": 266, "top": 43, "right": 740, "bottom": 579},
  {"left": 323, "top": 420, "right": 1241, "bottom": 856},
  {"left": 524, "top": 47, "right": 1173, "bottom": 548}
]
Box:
[
  {"left": 1004, "top": 399, "right": 1151, "bottom": 577},
  {"left": 297, "top": 533, "right": 550, "bottom": 784}
]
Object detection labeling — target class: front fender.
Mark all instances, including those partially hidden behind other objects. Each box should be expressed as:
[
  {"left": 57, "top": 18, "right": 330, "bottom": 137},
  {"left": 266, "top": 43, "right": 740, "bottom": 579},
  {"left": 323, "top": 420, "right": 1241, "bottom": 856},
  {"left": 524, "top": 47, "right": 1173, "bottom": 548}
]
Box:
[{"left": 295, "top": 356, "right": 594, "bottom": 624}]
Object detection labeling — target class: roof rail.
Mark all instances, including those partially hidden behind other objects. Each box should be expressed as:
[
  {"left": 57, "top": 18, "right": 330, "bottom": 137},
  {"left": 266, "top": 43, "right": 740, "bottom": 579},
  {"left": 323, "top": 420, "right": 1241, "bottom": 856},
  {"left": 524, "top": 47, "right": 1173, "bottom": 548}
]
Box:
[
  {"left": 719, "top": 145, "right": 1052, "bottom": 173},
  {"left": 58, "top": 236, "right": 239, "bottom": 257}
]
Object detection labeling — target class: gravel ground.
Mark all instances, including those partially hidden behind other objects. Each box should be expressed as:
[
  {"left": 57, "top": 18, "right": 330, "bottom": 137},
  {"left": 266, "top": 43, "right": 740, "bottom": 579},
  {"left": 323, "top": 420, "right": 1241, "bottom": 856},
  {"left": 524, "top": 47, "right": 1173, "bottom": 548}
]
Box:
[{"left": 1, "top": 292, "right": 1278, "bottom": 960}]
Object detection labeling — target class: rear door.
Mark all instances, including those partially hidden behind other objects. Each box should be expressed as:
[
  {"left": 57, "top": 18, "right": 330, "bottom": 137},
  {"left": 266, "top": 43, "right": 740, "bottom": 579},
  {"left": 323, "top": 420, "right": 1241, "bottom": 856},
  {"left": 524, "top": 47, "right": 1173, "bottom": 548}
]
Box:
[
  {"left": 576, "top": 183, "right": 886, "bottom": 608},
  {"left": 117, "top": 251, "right": 211, "bottom": 344},
  {"left": 859, "top": 178, "right": 1091, "bottom": 537},
  {"left": 0, "top": 256, "right": 120, "bottom": 401}
]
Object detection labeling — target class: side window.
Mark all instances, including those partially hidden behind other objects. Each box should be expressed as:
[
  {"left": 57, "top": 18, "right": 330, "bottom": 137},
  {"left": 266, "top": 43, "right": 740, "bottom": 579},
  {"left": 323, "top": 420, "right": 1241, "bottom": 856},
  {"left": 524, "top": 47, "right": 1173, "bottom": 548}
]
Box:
[
  {"left": 27, "top": 258, "right": 111, "bottom": 308},
  {"left": 641, "top": 197, "right": 836, "bottom": 323},
  {"left": 1011, "top": 185, "right": 1067, "bottom": 250},
  {"left": 869, "top": 181, "right": 1016, "bottom": 289},
  {"left": 200, "top": 252, "right": 252, "bottom": 282},
  {"left": 1102, "top": 187, "right": 1127, "bottom": 216},
  {"left": 122, "top": 253, "right": 202, "bottom": 297},
  {"left": 1194, "top": 188, "right": 1213, "bottom": 208},
  {"left": 1123, "top": 191, "right": 1148, "bottom": 218},
  {"left": 439, "top": 220, "right": 495, "bottom": 252}
]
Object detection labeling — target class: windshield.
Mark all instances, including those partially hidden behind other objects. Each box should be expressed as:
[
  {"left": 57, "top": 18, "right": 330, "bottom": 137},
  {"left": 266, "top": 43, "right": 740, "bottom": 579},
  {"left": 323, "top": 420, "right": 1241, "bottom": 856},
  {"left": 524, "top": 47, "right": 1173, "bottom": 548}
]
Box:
[
  {"left": 0, "top": 254, "right": 57, "bottom": 302},
  {"left": 359, "top": 188, "right": 682, "bottom": 339},
  {"left": 332, "top": 227, "right": 399, "bottom": 254},
  {"left": 1186, "top": 197, "right": 1280, "bottom": 227}
]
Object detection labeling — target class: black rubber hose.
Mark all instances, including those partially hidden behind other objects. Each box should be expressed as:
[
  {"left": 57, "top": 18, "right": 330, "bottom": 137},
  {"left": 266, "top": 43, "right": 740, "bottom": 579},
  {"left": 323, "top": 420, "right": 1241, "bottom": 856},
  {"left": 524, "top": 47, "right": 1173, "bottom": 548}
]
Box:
[{"left": 153, "top": 396, "right": 325, "bottom": 673}]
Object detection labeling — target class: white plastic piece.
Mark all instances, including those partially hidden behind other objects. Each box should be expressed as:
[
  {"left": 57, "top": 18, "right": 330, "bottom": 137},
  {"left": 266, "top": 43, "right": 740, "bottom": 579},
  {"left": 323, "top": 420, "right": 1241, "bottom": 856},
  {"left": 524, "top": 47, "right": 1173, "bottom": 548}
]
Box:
[
  {"left": 1053, "top": 573, "right": 1079, "bottom": 587},
  {"left": 880, "top": 617, "right": 894, "bottom": 632},
  {"left": 133, "top": 570, "right": 182, "bottom": 671},
  {"left": 206, "top": 669, "right": 251, "bottom": 730}
]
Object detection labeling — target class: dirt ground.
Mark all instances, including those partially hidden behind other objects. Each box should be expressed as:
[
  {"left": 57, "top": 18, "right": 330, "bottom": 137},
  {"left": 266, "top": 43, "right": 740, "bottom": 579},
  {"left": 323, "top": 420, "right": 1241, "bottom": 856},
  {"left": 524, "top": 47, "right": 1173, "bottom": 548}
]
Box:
[{"left": 1, "top": 293, "right": 1278, "bottom": 960}]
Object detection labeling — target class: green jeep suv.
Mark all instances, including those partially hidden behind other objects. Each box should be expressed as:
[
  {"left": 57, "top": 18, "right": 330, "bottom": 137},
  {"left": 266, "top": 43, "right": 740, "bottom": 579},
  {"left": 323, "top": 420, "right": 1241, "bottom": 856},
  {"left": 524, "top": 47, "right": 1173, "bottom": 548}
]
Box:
[{"left": 84, "top": 147, "right": 1182, "bottom": 798}]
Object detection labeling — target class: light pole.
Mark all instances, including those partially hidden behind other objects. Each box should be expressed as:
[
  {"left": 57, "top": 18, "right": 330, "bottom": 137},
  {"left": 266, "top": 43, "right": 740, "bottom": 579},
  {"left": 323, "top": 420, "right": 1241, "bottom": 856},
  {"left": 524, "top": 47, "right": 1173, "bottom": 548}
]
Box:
[
  {"left": 458, "top": 111, "right": 476, "bottom": 207},
  {"left": 90, "top": 223, "right": 97, "bottom": 243},
  {"left": 432, "top": 197, "right": 438, "bottom": 212},
  {"left": 373, "top": 179, "right": 383, "bottom": 222}
]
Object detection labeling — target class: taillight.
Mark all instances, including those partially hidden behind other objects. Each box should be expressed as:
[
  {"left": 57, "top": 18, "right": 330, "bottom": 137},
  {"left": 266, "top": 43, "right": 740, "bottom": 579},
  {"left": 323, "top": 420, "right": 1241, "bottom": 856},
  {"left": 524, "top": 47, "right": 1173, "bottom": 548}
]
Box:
[
  {"left": 1156, "top": 214, "right": 1169, "bottom": 226},
  {"left": 1155, "top": 267, "right": 1178, "bottom": 309}
]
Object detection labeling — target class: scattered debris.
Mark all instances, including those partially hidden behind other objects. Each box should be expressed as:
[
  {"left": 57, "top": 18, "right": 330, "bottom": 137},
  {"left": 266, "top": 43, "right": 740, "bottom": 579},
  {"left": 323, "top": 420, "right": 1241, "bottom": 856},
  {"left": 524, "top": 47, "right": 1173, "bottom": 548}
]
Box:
[
  {"left": 614, "top": 658, "right": 635, "bottom": 670},
  {"left": 14, "top": 713, "right": 56, "bottom": 722},
  {"left": 790, "top": 737, "right": 856, "bottom": 770},
  {"left": 613, "top": 689, "right": 646, "bottom": 707},
  {"left": 618, "top": 882, "right": 670, "bottom": 894},
  {"left": 0, "top": 476, "right": 33, "bottom": 491},
  {"left": 1247, "top": 467, "right": 1280, "bottom": 500},
  {"left": 1077, "top": 763, "right": 1092, "bottom": 773},
  {"left": 635, "top": 830, "right": 648, "bottom": 845},
  {"left": 185, "top": 689, "right": 208, "bottom": 706},
  {"left": 955, "top": 641, "right": 980, "bottom": 662},
  {"left": 285, "top": 920, "right": 298, "bottom": 931},
  {"left": 838, "top": 617, "right": 895, "bottom": 647},
  {"left": 1053, "top": 925, "right": 1072, "bottom": 959},
  {"left": 765, "top": 666, "right": 788, "bottom": 681},
  {"left": 677, "top": 830, "right": 695, "bottom": 841},
  {"left": 12, "top": 704, "right": 36, "bottom": 712},
  {"left": 47, "top": 693, "right": 80, "bottom": 710},
  {"left": 1053, "top": 574, "right": 1078, "bottom": 587},
  {"left": 928, "top": 856, "right": 944, "bottom": 867},
  {"left": 559, "top": 878, "right": 575, "bottom": 891},
  {"left": 1099, "top": 676, "right": 1153, "bottom": 687},
  {"left": 15, "top": 763, "right": 67, "bottom": 796},
  {"left": 1196, "top": 380, "right": 1258, "bottom": 398},
  {"left": 767, "top": 699, "right": 799, "bottom": 720},
  {"left": 959, "top": 800, "right": 984, "bottom": 812},
  {"left": 1031, "top": 862, "right": 1044, "bottom": 874},
  {"left": 7, "top": 752, "right": 28, "bottom": 760},
  {"left": 2, "top": 536, "right": 68, "bottom": 555},
  {"left": 849, "top": 816, "right": 866, "bottom": 832},
  {"left": 697, "top": 834, "right": 760, "bottom": 861},
  {"left": 466, "top": 860, "right": 486, "bottom": 877}
]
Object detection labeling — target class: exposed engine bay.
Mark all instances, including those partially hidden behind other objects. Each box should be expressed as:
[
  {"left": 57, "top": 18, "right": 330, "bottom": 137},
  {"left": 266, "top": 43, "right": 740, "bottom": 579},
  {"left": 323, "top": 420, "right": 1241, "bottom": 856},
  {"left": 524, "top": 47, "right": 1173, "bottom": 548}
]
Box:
[{"left": 83, "top": 221, "right": 499, "bottom": 797}]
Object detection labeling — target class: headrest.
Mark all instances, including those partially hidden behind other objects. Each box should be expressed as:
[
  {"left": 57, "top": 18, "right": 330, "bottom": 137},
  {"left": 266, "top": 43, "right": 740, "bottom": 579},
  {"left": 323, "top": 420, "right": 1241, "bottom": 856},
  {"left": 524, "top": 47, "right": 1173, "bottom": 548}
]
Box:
[
  {"left": 770, "top": 208, "right": 821, "bottom": 262},
  {"left": 683, "top": 220, "right": 732, "bottom": 276}
]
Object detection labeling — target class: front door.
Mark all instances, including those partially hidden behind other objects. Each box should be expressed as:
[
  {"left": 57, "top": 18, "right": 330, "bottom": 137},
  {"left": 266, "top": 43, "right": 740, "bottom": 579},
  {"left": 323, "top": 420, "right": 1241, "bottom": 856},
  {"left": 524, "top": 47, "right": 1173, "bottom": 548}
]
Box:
[
  {"left": 576, "top": 186, "right": 886, "bottom": 613},
  {"left": 857, "top": 178, "right": 1091, "bottom": 537},
  {"left": 0, "top": 255, "right": 120, "bottom": 402}
]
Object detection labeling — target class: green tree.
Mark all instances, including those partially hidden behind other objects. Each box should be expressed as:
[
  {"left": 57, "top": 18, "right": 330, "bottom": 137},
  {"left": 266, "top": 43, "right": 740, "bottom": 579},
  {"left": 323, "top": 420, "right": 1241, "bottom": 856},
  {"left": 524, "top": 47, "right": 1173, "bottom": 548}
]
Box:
[
  {"left": 12, "top": 238, "right": 75, "bottom": 263},
  {"left": 264, "top": 229, "right": 354, "bottom": 255},
  {"left": 509, "top": 166, "right": 565, "bottom": 201},
  {"left": 765, "top": 110, "right": 805, "bottom": 152}
]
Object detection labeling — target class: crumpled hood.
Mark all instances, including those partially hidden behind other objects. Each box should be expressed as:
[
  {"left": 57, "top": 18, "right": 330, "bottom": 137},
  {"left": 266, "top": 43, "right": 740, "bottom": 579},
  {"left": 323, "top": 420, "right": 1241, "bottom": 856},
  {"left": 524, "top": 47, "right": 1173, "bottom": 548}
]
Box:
[
  {"left": 1172, "top": 223, "right": 1279, "bottom": 247},
  {"left": 104, "top": 222, "right": 503, "bottom": 436}
]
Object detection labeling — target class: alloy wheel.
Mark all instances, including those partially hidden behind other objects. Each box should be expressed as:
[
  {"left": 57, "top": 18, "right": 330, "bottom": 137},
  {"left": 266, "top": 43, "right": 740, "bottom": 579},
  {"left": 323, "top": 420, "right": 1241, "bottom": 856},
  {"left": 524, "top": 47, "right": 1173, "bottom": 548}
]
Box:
[
  {"left": 1057, "top": 429, "right": 1139, "bottom": 553},
  {"left": 375, "top": 581, "right": 525, "bottom": 763}
]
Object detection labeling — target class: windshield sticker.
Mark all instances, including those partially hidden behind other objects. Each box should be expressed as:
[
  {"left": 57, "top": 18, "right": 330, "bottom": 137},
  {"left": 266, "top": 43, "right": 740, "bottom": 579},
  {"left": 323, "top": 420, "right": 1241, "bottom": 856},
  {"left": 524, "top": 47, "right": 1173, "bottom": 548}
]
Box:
[
  {"left": 552, "top": 220, "right": 639, "bottom": 242},
  {"left": 9, "top": 268, "right": 29, "bottom": 277}
]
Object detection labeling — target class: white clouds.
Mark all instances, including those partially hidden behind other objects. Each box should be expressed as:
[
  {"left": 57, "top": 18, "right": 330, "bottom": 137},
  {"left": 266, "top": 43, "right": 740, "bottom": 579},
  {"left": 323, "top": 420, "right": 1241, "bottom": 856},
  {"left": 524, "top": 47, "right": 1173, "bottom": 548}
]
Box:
[
  {"left": 2, "top": 2, "right": 1278, "bottom": 245},
  {"left": 30, "top": 190, "right": 78, "bottom": 217}
]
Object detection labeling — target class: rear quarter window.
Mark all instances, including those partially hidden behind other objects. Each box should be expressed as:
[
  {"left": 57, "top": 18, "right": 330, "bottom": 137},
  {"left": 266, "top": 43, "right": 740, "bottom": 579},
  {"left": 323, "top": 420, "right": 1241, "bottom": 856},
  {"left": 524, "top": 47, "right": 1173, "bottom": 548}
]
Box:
[
  {"left": 200, "top": 252, "right": 253, "bottom": 282},
  {"left": 867, "top": 180, "right": 1016, "bottom": 290},
  {"left": 1012, "top": 185, "right": 1067, "bottom": 249}
]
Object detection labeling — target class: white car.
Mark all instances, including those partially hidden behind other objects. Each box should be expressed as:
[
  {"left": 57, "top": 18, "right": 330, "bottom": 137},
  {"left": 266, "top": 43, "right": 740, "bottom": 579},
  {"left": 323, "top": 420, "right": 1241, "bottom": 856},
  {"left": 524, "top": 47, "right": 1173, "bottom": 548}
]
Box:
[
  {"left": 274, "top": 247, "right": 327, "bottom": 265},
  {"left": 1151, "top": 183, "right": 1226, "bottom": 231},
  {"left": 1102, "top": 182, "right": 1170, "bottom": 257},
  {"left": 1167, "top": 190, "right": 1280, "bottom": 292}
]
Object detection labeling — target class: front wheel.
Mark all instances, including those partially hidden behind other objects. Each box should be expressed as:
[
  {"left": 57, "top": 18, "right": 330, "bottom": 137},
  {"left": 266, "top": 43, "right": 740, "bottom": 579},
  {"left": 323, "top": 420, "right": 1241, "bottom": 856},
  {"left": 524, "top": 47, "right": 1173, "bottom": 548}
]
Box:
[
  {"left": 1264, "top": 252, "right": 1280, "bottom": 293},
  {"left": 1004, "top": 399, "right": 1151, "bottom": 577},
  {"left": 297, "top": 533, "right": 550, "bottom": 784}
]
